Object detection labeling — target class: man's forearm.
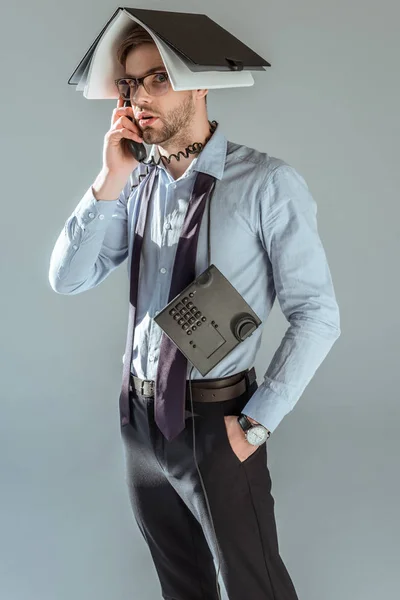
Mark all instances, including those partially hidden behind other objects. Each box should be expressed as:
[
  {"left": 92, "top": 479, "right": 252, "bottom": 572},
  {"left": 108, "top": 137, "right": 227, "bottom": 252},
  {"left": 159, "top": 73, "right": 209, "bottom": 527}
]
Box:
[{"left": 92, "top": 169, "right": 130, "bottom": 201}]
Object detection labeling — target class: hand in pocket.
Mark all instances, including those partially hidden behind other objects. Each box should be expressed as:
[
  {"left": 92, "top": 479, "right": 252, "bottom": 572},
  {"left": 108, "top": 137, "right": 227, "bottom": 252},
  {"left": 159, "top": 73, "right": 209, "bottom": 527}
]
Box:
[{"left": 223, "top": 415, "right": 261, "bottom": 463}]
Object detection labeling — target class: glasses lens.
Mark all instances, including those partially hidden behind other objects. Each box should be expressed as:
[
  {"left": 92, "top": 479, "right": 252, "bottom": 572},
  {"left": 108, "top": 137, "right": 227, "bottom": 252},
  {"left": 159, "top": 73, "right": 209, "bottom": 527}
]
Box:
[
  {"left": 144, "top": 73, "right": 169, "bottom": 96},
  {"left": 116, "top": 73, "right": 169, "bottom": 100},
  {"left": 116, "top": 79, "right": 132, "bottom": 100}
]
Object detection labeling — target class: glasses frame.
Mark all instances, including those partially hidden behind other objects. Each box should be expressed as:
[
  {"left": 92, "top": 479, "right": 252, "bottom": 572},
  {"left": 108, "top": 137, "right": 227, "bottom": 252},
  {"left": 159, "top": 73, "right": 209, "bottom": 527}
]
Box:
[{"left": 114, "top": 71, "right": 170, "bottom": 100}]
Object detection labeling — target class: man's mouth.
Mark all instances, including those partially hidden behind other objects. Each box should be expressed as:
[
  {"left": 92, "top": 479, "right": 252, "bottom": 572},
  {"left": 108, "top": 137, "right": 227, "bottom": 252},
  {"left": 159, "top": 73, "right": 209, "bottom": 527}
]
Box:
[{"left": 139, "top": 116, "right": 158, "bottom": 126}]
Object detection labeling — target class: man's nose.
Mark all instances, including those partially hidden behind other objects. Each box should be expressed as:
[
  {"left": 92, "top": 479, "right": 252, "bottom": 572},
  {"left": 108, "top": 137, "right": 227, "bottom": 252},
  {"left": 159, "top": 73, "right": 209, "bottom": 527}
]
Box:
[{"left": 131, "top": 83, "right": 152, "bottom": 104}]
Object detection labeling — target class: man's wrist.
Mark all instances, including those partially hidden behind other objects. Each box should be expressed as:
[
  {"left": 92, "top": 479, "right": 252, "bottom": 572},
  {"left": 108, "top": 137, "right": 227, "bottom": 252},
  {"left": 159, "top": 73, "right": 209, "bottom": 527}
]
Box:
[{"left": 242, "top": 414, "right": 271, "bottom": 434}]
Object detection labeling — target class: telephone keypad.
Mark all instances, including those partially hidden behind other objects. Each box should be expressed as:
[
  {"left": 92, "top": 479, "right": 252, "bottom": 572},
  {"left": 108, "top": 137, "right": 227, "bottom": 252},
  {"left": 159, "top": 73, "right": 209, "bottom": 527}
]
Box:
[{"left": 166, "top": 298, "right": 208, "bottom": 334}]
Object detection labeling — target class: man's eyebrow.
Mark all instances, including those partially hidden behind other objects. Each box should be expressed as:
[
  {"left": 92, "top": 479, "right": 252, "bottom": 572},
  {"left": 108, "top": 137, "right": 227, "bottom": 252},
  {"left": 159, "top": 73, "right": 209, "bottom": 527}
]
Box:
[{"left": 124, "top": 65, "right": 166, "bottom": 79}]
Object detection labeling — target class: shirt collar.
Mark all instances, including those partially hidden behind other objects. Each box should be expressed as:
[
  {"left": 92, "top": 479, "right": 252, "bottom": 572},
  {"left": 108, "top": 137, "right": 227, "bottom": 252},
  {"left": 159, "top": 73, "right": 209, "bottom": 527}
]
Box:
[{"left": 146, "top": 122, "right": 227, "bottom": 181}]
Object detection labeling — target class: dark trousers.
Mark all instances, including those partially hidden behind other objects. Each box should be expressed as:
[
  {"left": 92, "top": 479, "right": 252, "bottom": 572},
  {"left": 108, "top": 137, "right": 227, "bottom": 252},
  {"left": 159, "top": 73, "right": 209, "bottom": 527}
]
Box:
[{"left": 119, "top": 375, "right": 299, "bottom": 600}]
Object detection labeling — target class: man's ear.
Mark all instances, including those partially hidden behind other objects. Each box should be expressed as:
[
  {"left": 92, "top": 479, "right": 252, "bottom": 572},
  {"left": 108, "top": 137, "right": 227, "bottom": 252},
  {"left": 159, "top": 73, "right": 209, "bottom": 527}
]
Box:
[{"left": 195, "top": 89, "right": 208, "bottom": 101}]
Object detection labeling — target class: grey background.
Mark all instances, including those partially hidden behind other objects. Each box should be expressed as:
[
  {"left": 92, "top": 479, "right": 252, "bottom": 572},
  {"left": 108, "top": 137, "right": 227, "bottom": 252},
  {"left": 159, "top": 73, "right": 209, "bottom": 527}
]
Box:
[{"left": 1, "top": 1, "right": 399, "bottom": 599}]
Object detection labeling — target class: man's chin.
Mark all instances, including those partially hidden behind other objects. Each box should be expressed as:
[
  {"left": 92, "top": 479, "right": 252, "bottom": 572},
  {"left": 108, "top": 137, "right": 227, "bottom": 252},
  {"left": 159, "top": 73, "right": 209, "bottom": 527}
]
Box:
[{"left": 143, "top": 132, "right": 167, "bottom": 146}]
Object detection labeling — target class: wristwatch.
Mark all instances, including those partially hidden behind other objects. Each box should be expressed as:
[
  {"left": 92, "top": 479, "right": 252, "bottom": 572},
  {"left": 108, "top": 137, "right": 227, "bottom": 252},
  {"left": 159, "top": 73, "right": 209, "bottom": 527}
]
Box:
[{"left": 237, "top": 414, "right": 270, "bottom": 446}]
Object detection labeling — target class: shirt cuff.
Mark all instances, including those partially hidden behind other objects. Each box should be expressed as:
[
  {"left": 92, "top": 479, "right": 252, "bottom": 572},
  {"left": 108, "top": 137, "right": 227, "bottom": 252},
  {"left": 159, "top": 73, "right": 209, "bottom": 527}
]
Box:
[{"left": 241, "top": 379, "right": 294, "bottom": 434}]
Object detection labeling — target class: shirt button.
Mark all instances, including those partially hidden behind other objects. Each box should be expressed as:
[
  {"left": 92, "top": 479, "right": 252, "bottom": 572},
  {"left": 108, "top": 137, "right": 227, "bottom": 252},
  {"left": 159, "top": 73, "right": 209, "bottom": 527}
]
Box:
[
  {"left": 160, "top": 267, "right": 167, "bottom": 274},
  {"left": 72, "top": 245, "right": 78, "bottom": 250},
  {"left": 88, "top": 212, "right": 95, "bottom": 219},
  {"left": 172, "top": 183, "right": 177, "bottom": 189},
  {"left": 165, "top": 223, "right": 172, "bottom": 230},
  {"left": 155, "top": 310, "right": 159, "bottom": 316},
  {"left": 149, "top": 356, "right": 154, "bottom": 362},
  {"left": 99, "top": 214, "right": 105, "bottom": 220}
]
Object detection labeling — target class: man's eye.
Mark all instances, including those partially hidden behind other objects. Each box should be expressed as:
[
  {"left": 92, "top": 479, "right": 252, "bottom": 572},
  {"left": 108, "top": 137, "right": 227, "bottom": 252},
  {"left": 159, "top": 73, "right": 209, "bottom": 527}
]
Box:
[{"left": 155, "top": 74, "right": 167, "bottom": 82}]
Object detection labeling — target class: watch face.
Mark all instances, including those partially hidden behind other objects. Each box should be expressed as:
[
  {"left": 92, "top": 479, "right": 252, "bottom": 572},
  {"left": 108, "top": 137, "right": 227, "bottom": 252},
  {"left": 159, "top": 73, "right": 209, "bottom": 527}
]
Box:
[{"left": 247, "top": 425, "right": 268, "bottom": 445}]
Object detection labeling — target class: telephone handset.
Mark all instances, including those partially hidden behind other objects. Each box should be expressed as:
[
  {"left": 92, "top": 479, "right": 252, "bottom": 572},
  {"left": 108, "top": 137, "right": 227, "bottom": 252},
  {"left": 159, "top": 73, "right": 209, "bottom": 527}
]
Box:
[{"left": 123, "top": 99, "right": 147, "bottom": 162}]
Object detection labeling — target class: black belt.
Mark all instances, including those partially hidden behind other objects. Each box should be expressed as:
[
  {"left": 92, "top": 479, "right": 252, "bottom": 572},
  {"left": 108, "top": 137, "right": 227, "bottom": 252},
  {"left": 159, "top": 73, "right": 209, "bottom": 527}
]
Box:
[{"left": 130, "top": 366, "right": 256, "bottom": 402}]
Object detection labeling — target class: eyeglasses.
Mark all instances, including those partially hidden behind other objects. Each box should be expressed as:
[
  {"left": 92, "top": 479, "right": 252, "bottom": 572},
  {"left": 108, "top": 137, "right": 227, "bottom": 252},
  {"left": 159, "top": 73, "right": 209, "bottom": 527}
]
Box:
[{"left": 114, "top": 72, "right": 170, "bottom": 100}]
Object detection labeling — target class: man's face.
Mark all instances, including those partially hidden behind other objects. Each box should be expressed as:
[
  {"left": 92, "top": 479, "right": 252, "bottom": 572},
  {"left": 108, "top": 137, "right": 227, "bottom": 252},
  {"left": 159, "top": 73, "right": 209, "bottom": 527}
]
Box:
[{"left": 125, "top": 44, "right": 196, "bottom": 145}]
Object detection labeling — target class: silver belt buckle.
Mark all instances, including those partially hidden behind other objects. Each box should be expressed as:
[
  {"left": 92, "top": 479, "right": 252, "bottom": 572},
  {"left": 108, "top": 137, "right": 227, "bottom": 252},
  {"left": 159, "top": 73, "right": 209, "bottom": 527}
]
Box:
[{"left": 140, "top": 379, "right": 153, "bottom": 396}]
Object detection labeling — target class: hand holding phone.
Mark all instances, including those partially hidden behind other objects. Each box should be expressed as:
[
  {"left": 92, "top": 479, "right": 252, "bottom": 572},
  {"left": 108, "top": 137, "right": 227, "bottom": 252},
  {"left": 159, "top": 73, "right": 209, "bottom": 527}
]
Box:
[{"left": 100, "top": 96, "right": 146, "bottom": 178}]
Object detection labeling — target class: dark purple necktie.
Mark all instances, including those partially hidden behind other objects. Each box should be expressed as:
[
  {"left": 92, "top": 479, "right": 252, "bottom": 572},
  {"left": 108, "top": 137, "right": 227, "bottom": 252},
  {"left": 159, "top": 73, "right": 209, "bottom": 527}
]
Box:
[{"left": 119, "top": 166, "right": 217, "bottom": 441}]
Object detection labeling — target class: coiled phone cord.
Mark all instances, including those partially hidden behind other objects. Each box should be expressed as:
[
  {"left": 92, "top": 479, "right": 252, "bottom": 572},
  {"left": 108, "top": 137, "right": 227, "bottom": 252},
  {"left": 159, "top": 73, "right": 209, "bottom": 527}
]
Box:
[{"left": 129, "top": 120, "right": 219, "bottom": 189}]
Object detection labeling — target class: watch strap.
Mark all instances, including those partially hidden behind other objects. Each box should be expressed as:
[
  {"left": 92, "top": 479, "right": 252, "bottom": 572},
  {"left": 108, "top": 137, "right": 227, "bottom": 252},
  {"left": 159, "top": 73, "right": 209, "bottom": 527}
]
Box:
[{"left": 237, "top": 414, "right": 253, "bottom": 432}]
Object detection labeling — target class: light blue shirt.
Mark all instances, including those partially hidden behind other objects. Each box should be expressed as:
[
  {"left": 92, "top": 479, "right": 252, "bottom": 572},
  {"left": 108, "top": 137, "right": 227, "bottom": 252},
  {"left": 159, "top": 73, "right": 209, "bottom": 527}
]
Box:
[{"left": 49, "top": 124, "right": 341, "bottom": 433}]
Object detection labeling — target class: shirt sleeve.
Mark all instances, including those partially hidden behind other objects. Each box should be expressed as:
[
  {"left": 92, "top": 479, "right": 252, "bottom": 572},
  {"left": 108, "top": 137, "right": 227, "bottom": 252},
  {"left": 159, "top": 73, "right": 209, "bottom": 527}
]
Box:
[
  {"left": 241, "top": 164, "right": 341, "bottom": 433},
  {"left": 48, "top": 178, "right": 131, "bottom": 295}
]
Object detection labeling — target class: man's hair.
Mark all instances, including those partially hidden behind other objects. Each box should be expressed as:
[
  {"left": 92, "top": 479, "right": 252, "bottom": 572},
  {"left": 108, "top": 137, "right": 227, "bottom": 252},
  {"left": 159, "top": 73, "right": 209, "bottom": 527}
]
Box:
[{"left": 116, "top": 23, "right": 207, "bottom": 105}]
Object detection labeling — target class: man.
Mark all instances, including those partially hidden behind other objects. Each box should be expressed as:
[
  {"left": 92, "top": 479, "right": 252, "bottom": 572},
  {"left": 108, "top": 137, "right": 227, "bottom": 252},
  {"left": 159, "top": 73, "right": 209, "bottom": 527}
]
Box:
[{"left": 49, "top": 23, "right": 340, "bottom": 600}]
